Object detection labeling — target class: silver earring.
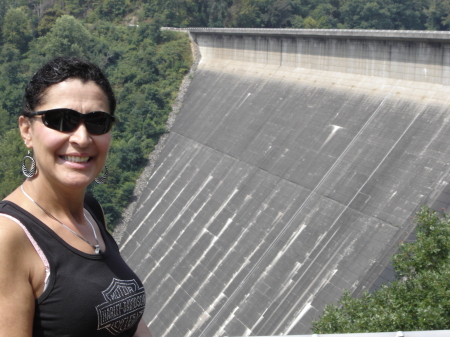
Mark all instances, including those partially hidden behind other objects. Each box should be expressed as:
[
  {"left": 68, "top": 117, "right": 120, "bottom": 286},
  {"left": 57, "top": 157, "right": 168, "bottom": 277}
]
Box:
[
  {"left": 22, "top": 150, "right": 36, "bottom": 178},
  {"left": 95, "top": 165, "right": 109, "bottom": 184}
]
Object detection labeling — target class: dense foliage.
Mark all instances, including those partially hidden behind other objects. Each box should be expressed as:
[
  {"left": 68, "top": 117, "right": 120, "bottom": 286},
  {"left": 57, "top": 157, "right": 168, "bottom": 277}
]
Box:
[
  {"left": 146, "top": 0, "right": 450, "bottom": 30},
  {"left": 0, "top": 1, "right": 192, "bottom": 229},
  {"left": 312, "top": 206, "right": 450, "bottom": 333}
]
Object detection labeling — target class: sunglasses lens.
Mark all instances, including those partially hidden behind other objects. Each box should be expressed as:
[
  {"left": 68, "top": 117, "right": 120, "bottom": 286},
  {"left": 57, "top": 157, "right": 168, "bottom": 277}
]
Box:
[
  {"left": 85, "top": 112, "right": 113, "bottom": 135},
  {"left": 43, "top": 109, "right": 79, "bottom": 132}
]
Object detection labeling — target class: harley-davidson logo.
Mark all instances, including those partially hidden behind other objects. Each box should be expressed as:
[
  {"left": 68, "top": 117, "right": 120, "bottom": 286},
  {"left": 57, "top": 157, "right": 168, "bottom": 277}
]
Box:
[{"left": 96, "top": 278, "right": 146, "bottom": 335}]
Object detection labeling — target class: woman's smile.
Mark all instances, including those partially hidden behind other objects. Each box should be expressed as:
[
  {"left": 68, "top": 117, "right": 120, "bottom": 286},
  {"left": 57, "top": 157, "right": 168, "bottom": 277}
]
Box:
[{"left": 60, "top": 155, "right": 91, "bottom": 163}]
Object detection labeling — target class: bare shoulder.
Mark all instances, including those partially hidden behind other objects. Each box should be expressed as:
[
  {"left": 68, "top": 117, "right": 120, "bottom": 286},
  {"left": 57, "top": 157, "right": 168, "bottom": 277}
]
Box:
[
  {"left": 0, "top": 214, "right": 33, "bottom": 274},
  {"left": 0, "top": 213, "right": 29, "bottom": 244},
  {"left": 0, "top": 215, "right": 36, "bottom": 336},
  {"left": 0, "top": 188, "right": 35, "bottom": 255}
]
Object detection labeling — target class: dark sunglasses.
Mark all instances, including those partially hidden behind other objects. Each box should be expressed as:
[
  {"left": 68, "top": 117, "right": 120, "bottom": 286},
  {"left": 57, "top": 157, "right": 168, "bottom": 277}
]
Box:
[{"left": 29, "top": 108, "right": 115, "bottom": 135}]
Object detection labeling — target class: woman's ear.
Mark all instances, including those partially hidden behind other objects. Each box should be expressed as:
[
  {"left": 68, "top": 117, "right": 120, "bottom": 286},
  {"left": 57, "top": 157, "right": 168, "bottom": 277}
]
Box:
[{"left": 19, "top": 116, "right": 33, "bottom": 148}]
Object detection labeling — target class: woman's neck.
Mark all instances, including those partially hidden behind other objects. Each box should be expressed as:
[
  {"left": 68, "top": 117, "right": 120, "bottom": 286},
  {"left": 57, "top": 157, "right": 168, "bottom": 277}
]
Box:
[{"left": 17, "top": 179, "right": 87, "bottom": 223}]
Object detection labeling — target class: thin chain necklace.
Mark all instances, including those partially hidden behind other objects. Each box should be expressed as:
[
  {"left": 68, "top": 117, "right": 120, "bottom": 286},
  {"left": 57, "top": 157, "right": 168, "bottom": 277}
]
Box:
[{"left": 21, "top": 185, "right": 101, "bottom": 254}]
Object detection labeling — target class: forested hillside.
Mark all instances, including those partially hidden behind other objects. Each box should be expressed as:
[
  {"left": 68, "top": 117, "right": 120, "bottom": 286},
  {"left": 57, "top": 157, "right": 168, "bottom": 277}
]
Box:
[
  {"left": 0, "top": 0, "right": 192, "bottom": 229},
  {"left": 150, "top": 0, "right": 450, "bottom": 30}
]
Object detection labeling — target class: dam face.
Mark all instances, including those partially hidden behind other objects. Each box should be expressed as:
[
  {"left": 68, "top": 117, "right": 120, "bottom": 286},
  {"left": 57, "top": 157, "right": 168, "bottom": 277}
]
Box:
[{"left": 119, "top": 29, "right": 450, "bottom": 337}]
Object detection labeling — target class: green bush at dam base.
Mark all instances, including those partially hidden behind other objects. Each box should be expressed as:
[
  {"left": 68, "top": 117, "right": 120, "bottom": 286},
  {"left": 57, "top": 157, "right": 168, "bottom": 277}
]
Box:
[{"left": 313, "top": 206, "right": 450, "bottom": 334}]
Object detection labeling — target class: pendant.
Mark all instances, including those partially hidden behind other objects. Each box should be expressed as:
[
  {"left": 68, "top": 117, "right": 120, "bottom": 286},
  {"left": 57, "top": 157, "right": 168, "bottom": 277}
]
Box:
[{"left": 94, "top": 245, "right": 101, "bottom": 254}]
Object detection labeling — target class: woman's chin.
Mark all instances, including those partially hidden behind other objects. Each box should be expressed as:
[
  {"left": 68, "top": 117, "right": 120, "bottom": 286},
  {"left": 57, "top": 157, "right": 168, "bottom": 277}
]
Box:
[{"left": 56, "top": 172, "right": 96, "bottom": 190}]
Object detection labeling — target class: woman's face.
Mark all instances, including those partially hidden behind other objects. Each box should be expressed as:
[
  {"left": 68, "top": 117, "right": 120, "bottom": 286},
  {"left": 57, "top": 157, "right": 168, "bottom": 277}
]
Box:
[{"left": 19, "top": 79, "right": 112, "bottom": 190}]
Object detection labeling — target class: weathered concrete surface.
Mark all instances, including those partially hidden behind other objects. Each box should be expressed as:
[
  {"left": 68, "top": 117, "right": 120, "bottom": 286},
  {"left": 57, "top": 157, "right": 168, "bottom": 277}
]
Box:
[{"left": 119, "top": 29, "right": 450, "bottom": 337}]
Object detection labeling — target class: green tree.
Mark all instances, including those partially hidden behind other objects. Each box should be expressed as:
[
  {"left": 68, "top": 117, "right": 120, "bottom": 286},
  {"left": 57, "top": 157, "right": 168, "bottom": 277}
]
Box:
[
  {"left": 0, "top": 0, "right": 7, "bottom": 32},
  {"left": 290, "top": 14, "right": 304, "bottom": 27},
  {"left": 230, "top": 0, "right": 262, "bottom": 27},
  {"left": 37, "top": 8, "right": 65, "bottom": 36},
  {"left": 63, "top": 0, "right": 87, "bottom": 17},
  {"left": 309, "top": 3, "right": 338, "bottom": 28},
  {"left": 312, "top": 206, "right": 450, "bottom": 333},
  {"left": 207, "top": 0, "right": 232, "bottom": 27},
  {"left": 0, "top": 129, "right": 24, "bottom": 199},
  {"left": 263, "top": 0, "right": 294, "bottom": 27},
  {"left": 303, "top": 16, "right": 319, "bottom": 28},
  {"left": 425, "top": 0, "right": 450, "bottom": 30},
  {"left": 33, "top": 15, "right": 95, "bottom": 59},
  {"left": 100, "top": 0, "right": 130, "bottom": 20},
  {"left": 340, "top": 0, "right": 393, "bottom": 29},
  {"left": 116, "top": 137, "right": 146, "bottom": 171},
  {"left": 2, "top": 7, "right": 33, "bottom": 53},
  {"left": 0, "top": 107, "right": 10, "bottom": 136},
  {"left": 388, "top": 0, "right": 427, "bottom": 30}
]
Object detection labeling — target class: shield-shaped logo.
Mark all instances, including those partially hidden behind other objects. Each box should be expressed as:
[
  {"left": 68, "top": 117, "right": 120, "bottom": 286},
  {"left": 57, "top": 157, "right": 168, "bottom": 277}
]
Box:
[{"left": 96, "top": 278, "right": 146, "bottom": 335}]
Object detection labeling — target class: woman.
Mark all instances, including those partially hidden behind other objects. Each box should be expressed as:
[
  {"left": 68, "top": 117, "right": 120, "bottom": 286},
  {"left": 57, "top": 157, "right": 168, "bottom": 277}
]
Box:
[{"left": 0, "top": 57, "right": 152, "bottom": 337}]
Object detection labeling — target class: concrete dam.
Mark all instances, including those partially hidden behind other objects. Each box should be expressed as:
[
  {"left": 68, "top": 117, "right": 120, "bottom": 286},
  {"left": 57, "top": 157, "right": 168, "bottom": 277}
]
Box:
[{"left": 118, "top": 28, "right": 450, "bottom": 337}]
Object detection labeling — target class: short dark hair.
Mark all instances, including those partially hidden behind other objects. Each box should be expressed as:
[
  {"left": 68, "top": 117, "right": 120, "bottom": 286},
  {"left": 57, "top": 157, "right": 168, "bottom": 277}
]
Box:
[{"left": 22, "top": 57, "right": 116, "bottom": 116}]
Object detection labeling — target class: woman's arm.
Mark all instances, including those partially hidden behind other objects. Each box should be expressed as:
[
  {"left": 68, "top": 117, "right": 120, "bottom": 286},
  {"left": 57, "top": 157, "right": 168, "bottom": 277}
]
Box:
[
  {"left": 0, "top": 217, "right": 36, "bottom": 336},
  {"left": 133, "top": 318, "right": 153, "bottom": 337}
]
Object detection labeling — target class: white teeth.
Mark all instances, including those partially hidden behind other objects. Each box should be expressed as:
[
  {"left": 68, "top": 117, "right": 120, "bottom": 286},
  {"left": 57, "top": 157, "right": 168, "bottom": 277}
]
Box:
[{"left": 62, "top": 156, "right": 90, "bottom": 163}]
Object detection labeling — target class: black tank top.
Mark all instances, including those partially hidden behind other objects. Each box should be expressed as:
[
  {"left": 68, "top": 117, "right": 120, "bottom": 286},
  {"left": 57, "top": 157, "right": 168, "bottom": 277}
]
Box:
[{"left": 0, "top": 198, "right": 145, "bottom": 337}]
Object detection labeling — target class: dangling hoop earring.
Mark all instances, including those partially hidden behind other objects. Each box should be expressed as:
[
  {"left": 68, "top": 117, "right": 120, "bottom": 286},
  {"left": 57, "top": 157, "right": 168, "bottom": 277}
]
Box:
[
  {"left": 95, "top": 165, "right": 109, "bottom": 184},
  {"left": 22, "top": 150, "right": 37, "bottom": 178}
]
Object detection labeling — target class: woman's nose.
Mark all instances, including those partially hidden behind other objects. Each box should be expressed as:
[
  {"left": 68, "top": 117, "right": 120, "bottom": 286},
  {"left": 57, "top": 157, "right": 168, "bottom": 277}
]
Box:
[{"left": 69, "top": 122, "right": 91, "bottom": 147}]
